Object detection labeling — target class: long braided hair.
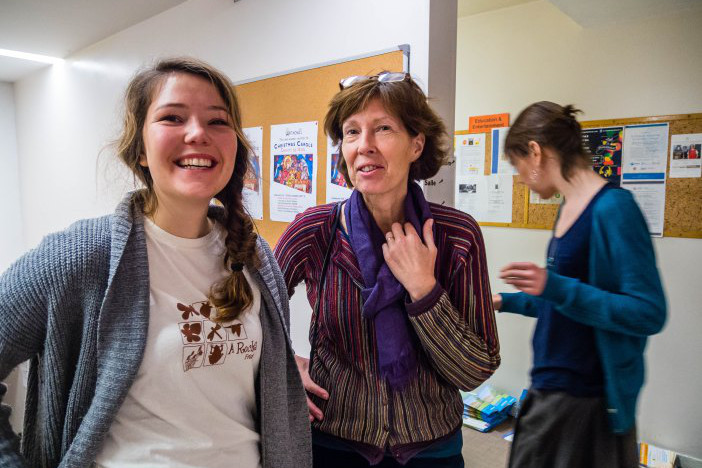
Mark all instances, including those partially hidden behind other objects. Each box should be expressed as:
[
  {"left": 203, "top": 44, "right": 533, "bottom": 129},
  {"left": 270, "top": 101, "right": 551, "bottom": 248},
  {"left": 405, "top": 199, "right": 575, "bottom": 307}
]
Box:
[{"left": 115, "top": 57, "right": 259, "bottom": 322}]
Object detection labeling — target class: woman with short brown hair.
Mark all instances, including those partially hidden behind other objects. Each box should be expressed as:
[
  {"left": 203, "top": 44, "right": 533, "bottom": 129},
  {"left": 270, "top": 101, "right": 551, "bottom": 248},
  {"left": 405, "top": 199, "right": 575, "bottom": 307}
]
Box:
[{"left": 276, "top": 72, "right": 500, "bottom": 468}]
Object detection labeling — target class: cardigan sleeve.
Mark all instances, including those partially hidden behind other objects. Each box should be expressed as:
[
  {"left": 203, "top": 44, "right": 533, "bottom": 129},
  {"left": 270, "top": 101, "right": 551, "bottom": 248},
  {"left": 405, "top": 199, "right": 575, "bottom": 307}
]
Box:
[
  {"left": 407, "top": 215, "right": 500, "bottom": 390},
  {"left": 539, "top": 189, "right": 667, "bottom": 337},
  {"left": 0, "top": 234, "right": 71, "bottom": 466},
  {"left": 499, "top": 291, "right": 541, "bottom": 318}
]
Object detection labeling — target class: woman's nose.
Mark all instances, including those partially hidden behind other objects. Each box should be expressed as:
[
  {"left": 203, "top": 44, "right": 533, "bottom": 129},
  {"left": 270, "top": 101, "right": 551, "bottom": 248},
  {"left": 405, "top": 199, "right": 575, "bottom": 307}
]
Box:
[
  {"left": 358, "top": 130, "right": 376, "bottom": 154},
  {"left": 184, "top": 118, "right": 209, "bottom": 145}
]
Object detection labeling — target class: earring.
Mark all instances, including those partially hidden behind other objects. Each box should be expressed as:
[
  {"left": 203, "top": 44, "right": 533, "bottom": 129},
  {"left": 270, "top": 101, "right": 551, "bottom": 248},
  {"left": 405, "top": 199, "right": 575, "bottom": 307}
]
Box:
[{"left": 530, "top": 169, "right": 539, "bottom": 182}]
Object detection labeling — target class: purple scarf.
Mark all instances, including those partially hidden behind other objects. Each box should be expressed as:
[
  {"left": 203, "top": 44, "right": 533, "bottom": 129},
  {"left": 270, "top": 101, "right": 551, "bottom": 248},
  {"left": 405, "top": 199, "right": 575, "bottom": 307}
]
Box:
[{"left": 344, "top": 182, "right": 434, "bottom": 391}]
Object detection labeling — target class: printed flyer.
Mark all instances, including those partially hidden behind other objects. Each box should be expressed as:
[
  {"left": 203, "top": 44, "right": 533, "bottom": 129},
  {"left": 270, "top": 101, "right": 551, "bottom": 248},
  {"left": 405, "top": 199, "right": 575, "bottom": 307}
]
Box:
[
  {"left": 269, "top": 121, "right": 318, "bottom": 222},
  {"left": 242, "top": 126, "right": 263, "bottom": 220}
]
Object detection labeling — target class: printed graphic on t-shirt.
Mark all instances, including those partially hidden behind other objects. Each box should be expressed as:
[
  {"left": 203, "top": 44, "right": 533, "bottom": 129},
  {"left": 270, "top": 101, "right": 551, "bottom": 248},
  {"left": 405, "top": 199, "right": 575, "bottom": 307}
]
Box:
[{"left": 177, "top": 300, "right": 258, "bottom": 372}]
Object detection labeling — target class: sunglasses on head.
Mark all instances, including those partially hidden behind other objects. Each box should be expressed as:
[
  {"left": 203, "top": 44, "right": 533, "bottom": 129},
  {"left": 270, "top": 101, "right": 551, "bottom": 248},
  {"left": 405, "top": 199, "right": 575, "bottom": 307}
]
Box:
[{"left": 338, "top": 72, "right": 410, "bottom": 90}]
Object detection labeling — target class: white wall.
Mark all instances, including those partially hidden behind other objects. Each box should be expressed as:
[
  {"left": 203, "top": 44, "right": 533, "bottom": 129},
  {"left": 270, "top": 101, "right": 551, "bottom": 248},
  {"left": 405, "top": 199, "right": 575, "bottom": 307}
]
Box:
[
  {"left": 0, "top": 81, "right": 26, "bottom": 432},
  {"left": 0, "top": 82, "right": 22, "bottom": 271},
  {"left": 457, "top": 1, "right": 702, "bottom": 458}
]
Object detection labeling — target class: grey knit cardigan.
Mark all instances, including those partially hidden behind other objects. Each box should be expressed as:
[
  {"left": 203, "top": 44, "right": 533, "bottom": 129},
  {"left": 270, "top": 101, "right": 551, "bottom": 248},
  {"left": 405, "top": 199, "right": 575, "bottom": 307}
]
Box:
[{"left": 0, "top": 192, "right": 312, "bottom": 468}]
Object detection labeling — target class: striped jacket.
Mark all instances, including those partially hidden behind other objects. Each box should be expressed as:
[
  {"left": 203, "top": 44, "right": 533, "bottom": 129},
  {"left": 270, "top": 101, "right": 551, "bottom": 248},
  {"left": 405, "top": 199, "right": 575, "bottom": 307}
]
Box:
[{"left": 274, "top": 202, "right": 500, "bottom": 456}]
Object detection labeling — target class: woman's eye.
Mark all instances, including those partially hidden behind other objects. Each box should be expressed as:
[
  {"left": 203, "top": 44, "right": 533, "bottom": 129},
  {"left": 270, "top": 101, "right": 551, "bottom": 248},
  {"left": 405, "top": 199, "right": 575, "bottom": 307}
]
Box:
[
  {"left": 159, "top": 114, "right": 182, "bottom": 123},
  {"left": 344, "top": 128, "right": 359, "bottom": 136},
  {"left": 377, "top": 125, "right": 392, "bottom": 132},
  {"left": 210, "top": 118, "right": 229, "bottom": 126}
]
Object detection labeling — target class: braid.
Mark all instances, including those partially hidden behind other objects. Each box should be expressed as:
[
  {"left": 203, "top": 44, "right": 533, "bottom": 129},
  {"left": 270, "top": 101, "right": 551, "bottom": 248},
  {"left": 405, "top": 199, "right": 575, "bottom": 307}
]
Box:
[{"left": 209, "top": 138, "right": 260, "bottom": 323}]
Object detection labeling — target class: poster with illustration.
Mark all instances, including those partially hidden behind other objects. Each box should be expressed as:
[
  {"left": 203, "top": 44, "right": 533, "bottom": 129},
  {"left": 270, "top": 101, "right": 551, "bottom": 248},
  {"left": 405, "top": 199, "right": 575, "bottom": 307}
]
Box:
[
  {"left": 269, "top": 121, "right": 318, "bottom": 221},
  {"left": 582, "top": 127, "right": 623, "bottom": 185},
  {"left": 242, "top": 126, "right": 263, "bottom": 220},
  {"left": 326, "top": 137, "right": 352, "bottom": 203}
]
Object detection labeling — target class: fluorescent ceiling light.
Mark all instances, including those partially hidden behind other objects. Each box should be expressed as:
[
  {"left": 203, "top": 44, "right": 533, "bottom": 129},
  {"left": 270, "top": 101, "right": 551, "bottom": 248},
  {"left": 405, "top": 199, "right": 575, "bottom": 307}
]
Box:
[{"left": 0, "top": 48, "right": 64, "bottom": 64}]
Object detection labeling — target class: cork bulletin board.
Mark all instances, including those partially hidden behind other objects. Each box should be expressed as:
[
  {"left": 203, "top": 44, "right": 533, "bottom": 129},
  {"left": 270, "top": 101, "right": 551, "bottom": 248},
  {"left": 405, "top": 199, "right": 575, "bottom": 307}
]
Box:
[
  {"left": 235, "top": 47, "right": 407, "bottom": 247},
  {"left": 456, "top": 113, "right": 702, "bottom": 238}
]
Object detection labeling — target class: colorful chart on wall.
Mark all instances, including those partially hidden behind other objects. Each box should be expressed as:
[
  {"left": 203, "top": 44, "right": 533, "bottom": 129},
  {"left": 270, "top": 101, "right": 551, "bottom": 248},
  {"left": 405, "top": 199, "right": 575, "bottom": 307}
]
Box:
[{"left": 582, "top": 126, "right": 623, "bottom": 185}]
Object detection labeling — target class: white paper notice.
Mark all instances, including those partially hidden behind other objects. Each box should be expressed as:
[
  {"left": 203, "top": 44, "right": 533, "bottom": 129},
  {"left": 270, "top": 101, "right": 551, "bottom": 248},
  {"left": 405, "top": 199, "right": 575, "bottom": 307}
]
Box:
[
  {"left": 669, "top": 133, "right": 702, "bottom": 178},
  {"left": 530, "top": 190, "right": 563, "bottom": 205},
  {"left": 491, "top": 127, "right": 517, "bottom": 175},
  {"left": 623, "top": 183, "right": 666, "bottom": 237},
  {"left": 242, "top": 126, "right": 263, "bottom": 220},
  {"left": 455, "top": 174, "right": 513, "bottom": 223},
  {"left": 455, "top": 134, "right": 485, "bottom": 176},
  {"left": 269, "top": 121, "right": 318, "bottom": 222},
  {"left": 326, "top": 137, "right": 352, "bottom": 203},
  {"left": 621, "top": 123, "right": 668, "bottom": 181}
]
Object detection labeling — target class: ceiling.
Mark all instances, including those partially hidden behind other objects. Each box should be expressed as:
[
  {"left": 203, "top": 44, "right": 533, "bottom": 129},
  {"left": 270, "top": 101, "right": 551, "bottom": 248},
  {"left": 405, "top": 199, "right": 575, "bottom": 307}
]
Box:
[
  {"left": 458, "top": 0, "right": 537, "bottom": 17},
  {"left": 0, "top": 0, "right": 187, "bottom": 82},
  {"left": 458, "top": 0, "right": 702, "bottom": 22},
  {"left": 1, "top": 0, "right": 701, "bottom": 82}
]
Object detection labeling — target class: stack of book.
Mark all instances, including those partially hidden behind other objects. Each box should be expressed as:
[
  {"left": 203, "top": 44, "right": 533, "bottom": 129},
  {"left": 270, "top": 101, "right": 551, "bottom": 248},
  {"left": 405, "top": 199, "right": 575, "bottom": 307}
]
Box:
[{"left": 462, "top": 385, "right": 517, "bottom": 433}]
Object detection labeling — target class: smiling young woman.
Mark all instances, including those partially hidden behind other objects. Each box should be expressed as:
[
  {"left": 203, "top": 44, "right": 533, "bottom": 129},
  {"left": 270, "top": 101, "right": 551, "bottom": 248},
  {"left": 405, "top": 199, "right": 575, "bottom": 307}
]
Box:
[{"left": 0, "top": 58, "right": 311, "bottom": 468}]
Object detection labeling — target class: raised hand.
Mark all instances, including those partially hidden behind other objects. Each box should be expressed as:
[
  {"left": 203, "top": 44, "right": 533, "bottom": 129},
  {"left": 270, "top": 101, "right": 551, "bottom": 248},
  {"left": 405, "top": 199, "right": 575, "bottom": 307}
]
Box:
[{"left": 382, "top": 218, "right": 437, "bottom": 302}]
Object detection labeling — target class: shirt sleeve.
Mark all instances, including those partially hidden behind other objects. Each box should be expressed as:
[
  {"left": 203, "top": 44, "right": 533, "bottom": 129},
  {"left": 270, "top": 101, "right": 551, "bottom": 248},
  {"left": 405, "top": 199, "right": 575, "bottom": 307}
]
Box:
[
  {"left": 274, "top": 207, "right": 330, "bottom": 298},
  {"left": 407, "top": 218, "right": 500, "bottom": 391}
]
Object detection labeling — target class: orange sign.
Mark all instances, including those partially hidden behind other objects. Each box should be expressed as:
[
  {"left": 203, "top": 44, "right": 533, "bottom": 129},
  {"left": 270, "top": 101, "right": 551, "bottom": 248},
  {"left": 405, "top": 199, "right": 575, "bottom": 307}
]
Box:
[{"left": 468, "top": 113, "right": 509, "bottom": 132}]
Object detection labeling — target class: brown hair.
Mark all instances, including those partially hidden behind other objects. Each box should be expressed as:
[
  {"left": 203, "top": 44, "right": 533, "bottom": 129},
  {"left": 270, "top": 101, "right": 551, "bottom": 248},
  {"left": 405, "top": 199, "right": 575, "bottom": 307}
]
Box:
[
  {"left": 115, "top": 57, "right": 258, "bottom": 323},
  {"left": 323, "top": 73, "right": 450, "bottom": 187},
  {"left": 504, "top": 101, "right": 589, "bottom": 180}
]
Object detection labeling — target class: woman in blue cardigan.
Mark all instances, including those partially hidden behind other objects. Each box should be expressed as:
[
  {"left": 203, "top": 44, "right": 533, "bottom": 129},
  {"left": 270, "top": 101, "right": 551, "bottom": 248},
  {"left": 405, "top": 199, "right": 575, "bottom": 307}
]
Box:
[{"left": 493, "top": 101, "right": 666, "bottom": 468}]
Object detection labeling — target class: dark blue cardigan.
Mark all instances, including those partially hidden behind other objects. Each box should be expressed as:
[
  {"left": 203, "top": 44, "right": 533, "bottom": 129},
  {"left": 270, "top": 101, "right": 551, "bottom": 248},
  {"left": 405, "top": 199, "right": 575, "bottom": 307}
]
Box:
[{"left": 501, "top": 187, "right": 667, "bottom": 434}]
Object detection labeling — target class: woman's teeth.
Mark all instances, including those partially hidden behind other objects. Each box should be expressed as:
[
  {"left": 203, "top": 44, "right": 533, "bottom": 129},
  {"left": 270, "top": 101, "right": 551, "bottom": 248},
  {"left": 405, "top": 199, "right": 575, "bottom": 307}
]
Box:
[
  {"left": 360, "top": 165, "right": 379, "bottom": 172},
  {"left": 178, "top": 158, "right": 213, "bottom": 168}
]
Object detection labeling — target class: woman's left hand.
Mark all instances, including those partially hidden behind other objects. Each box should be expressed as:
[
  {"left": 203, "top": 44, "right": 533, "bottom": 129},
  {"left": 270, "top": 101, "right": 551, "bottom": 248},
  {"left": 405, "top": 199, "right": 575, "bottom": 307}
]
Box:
[
  {"left": 499, "top": 262, "right": 547, "bottom": 296},
  {"left": 382, "top": 219, "right": 437, "bottom": 302}
]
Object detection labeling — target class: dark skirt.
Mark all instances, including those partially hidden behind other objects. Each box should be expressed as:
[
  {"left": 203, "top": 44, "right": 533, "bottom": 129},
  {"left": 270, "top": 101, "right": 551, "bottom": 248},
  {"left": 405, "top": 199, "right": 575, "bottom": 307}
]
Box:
[{"left": 508, "top": 388, "right": 638, "bottom": 468}]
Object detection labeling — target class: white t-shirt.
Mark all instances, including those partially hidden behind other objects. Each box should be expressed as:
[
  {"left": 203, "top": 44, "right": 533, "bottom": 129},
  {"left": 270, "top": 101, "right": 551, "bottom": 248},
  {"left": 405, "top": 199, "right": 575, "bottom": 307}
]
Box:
[{"left": 95, "top": 218, "right": 262, "bottom": 468}]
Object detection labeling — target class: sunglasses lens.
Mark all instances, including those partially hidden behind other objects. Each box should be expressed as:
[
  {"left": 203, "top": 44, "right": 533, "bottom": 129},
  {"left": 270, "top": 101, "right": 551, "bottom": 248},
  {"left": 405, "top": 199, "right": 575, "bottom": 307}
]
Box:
[
  {"left": 340, "top": 76, "right": 365, "bottom": 88},
  {"left": 377, "top": 72, "right": 407, "bottom": 83}
]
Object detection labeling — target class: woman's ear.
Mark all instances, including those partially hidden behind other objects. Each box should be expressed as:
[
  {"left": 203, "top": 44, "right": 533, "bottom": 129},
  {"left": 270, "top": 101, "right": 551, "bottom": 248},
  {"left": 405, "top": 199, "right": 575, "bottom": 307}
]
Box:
[
  {"left": 527, "top": 141, "right": 542, "bottom": 166},
  {"left": 411, "top": 133, "right": 426, "bottom": 161},
  {"left": 139, "top": 153, "right": 148, "bottom": 168}
]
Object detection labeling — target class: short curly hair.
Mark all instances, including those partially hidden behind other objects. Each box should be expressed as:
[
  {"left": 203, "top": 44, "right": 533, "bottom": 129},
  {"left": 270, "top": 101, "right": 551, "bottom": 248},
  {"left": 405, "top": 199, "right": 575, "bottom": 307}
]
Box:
[{"left": 323, "top": 73, "right": 450, "bottom": 187}]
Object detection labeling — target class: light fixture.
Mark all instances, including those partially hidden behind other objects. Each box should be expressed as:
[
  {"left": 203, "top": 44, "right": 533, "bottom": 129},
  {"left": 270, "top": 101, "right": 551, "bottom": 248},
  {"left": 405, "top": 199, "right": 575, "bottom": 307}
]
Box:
[{"left": 0, "top": 48, "right": 64, "bottom": 65}]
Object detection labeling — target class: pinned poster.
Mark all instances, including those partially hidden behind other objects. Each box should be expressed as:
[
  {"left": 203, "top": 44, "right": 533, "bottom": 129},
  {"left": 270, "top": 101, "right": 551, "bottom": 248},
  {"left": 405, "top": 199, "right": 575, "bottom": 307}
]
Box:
[
  {"left": 620, "top": 123, "right": 668, "bottom": 237},
  {"left": 326, "top": 137, "right": 352, "bottom": 203},
  {"left": 669, "top": 133, "right": 702, "bottom": 178},
  {"left": 455, "top": 134, "right": 486, "bottom": 176},
  {"left": 582, "top": 127, "right": 623, "bottom": 185},
  {"left": 242, "top": 126, "right": 263, "bottom": 220},
  {"left": 455, "top": 174, "right": 513, "bottom": 223},
  {"left": 624, "top": 183, "right": 666, "bottom": 237},
  {"left": 269, "top": 121, "right": 318, "bottom": 222},
  {"left": 621, "top": 123, "right": 668, "bottom": 181},
  {"left": 491, "top": 127, "right": 517, "bottom": 175}
]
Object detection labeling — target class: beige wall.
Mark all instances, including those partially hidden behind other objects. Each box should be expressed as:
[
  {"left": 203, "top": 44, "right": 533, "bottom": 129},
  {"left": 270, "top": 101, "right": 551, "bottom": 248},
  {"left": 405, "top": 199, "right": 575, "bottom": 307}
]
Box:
[{"left": 456, "top": 0, "right": 702, "bottom": 457}]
